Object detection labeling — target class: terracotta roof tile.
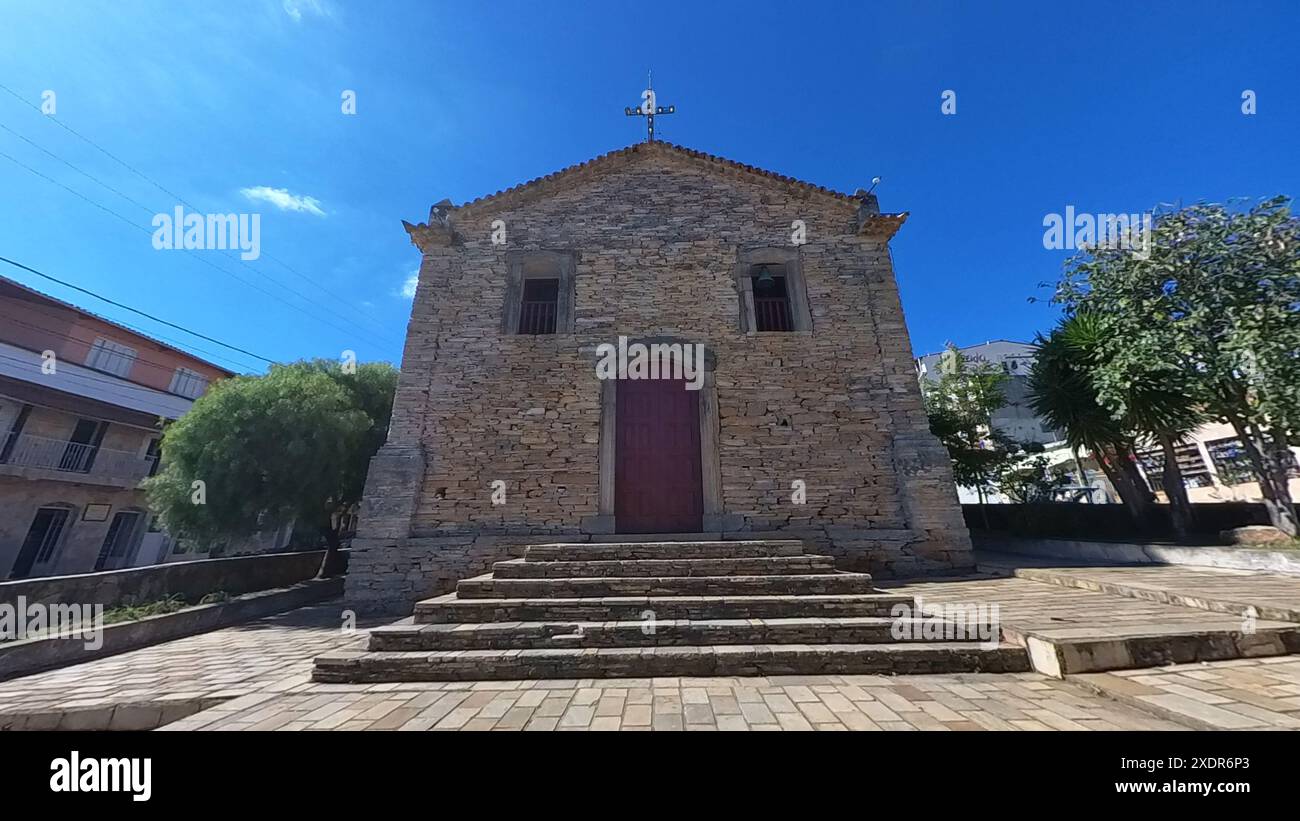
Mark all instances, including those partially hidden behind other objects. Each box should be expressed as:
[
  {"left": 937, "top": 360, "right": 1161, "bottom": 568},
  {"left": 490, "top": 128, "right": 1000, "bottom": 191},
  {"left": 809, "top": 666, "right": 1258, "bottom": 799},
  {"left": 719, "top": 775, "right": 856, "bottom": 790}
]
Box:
[{"left": 451, "top": 141, "right": 864, "bottom": 215}]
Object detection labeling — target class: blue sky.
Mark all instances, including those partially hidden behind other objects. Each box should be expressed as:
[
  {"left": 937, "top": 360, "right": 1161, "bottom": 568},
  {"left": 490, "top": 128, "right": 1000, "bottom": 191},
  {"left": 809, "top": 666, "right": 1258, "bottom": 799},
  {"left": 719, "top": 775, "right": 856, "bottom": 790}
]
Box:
[{"left": 1, "top": 0, "right": 1297, "bottom": 371}]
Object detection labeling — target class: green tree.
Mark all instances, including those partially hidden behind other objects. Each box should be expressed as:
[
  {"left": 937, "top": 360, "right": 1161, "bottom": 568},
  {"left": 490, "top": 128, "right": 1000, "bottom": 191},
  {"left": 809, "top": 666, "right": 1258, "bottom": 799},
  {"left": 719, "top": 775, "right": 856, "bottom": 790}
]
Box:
[
  {"left": 1029, "top": 314, "right": 1202, "bottom": 540},
  {"left": 923, "top": 345, "right": 1039, "bottom": 524},
  {"left": 145, "top": 360, "right": 398, "bottom": 576},
  {"left": 1028, "top": 317, "right": 1154, "bottom": 524},
  {"left": 994, "top": 450, "right": 1068, "bottom": 504},
  {"left": 1056, "top": 197, "right": 1300, "bottom": 536}
]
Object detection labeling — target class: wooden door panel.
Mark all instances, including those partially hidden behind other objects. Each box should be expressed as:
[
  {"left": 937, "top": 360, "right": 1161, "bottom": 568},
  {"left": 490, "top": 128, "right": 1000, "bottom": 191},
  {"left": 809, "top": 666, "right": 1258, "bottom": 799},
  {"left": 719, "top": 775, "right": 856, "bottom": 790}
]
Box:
[{"left": 615, "top": 378, "right": 703, "bottom": 533}]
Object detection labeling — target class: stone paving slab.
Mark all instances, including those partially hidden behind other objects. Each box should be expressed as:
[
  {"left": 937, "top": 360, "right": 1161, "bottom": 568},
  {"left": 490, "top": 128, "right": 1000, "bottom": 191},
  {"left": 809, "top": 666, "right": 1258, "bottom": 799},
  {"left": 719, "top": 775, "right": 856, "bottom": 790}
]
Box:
[
  {"left": 880, "top": 575, "right": 1295, "bottom": 641},
  {"left": 5, "top": 566, "right": 1300, "bottom": 730},
  {"left": 0, "top": 602, "right": 370, "bottom": 730},
  {"left": 879, "top": 573, "right": 1300, "bottom": 675},
  {"left": 160, "top": 671, "right": 1188, "bottom": 731},
  {"left": 1074, "top": 656, "right": 1300, "bottom": 730},
  {"left": 999, "top": 561, "right": 1300, "bottom": 623}
]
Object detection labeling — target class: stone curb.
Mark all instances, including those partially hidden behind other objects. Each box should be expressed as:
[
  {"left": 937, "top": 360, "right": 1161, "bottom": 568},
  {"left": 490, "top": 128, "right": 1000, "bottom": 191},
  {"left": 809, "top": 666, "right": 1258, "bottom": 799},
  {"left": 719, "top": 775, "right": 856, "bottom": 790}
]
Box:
[
  {"left": 0, "top": 696, "right": 228, "bottom": 732},
  {"left": 1002, "top": 624, "right": 1300, "bottom": 678}
]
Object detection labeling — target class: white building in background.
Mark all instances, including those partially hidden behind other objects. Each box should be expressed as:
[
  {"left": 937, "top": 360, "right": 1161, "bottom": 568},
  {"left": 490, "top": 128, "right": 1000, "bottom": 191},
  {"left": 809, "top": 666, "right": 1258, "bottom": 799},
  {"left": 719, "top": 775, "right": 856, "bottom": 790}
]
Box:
[
  {"left": 916, "top": 340, "right": 1068, "bottom": 503},
  {"left": 917, "top": 338, "right": 1300, "bottom": 505},
  {"left": 916, "top": 340, "right": 1060, "bottom": 447}
]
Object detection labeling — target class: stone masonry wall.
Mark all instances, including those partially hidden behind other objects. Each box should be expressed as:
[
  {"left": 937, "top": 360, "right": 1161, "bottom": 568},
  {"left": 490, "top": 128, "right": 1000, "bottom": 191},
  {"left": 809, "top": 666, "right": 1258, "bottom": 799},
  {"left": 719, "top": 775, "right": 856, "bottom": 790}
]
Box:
[{"left": 346, "top": 146, "right": 971, "bottom": 613}]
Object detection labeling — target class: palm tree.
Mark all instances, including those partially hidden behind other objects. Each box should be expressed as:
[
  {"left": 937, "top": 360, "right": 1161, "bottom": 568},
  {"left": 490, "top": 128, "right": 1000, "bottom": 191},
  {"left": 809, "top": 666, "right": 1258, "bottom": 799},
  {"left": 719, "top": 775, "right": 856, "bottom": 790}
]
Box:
[
  {"left": 1029, "top": 314, "right": 1203, "bottom": 542},
  {"left": 1027, "top": 316, "right": 1155, "bottom": 528},
  {"left": 1121, "top": 371, "right": 1205, "bottom": 542}
]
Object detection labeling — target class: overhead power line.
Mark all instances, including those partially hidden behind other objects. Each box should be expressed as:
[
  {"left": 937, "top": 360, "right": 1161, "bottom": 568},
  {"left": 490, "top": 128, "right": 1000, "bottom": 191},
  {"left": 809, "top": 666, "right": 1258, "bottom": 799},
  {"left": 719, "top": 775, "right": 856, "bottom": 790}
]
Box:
[
  {"left": 0, "top": 255, "right": 277, "bottom": 365},
  {"left": 1, "top": 309, "right": 259, "bottom": 377},
  {"left": 0, "top": 144, "right": 396, "bottom": 351},
  {"left": 0, "top": 147, "right": 393, "bottom": 353},
  {"left": 0, "top": 351, "right": 207, "bottom": 412},
  {"left": 0, "top": 81, "right": 401, "bottom": 345}
]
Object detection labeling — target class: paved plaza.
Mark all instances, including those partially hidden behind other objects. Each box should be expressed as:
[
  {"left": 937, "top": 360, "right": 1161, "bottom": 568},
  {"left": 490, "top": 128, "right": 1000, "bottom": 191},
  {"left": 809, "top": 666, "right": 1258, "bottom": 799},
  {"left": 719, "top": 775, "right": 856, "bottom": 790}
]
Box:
[
  {"left": 4, "top": 556, "right": 1300, "bottom": 731},
  {"left": 160, "top": 671, "right": 1185, "bottom": 731}
]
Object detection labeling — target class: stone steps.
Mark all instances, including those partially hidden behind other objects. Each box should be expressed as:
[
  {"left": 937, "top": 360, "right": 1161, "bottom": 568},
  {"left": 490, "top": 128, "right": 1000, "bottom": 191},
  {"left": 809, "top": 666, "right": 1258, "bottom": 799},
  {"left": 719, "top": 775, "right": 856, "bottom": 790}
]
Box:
[
  {"left": 523, "top": 540, "right": 805, "bottom": 561},
  {"left": 455, "top": 573, "right": 877, "bottom": 599},
  {"left": 493, "top": 555, "right": 836, "bottom": 578},
  {"left": 315, "top": 537, "right": 1030, "bottom": 682},
  {"left": 314, "top": 642, "right": 1030, "bottom": 683},
  {"left": 414, "top": 592, "right": 913, "bottom": 624},
  {"left": 369, "top": 616, "right": 1000, "bottom": 651}
]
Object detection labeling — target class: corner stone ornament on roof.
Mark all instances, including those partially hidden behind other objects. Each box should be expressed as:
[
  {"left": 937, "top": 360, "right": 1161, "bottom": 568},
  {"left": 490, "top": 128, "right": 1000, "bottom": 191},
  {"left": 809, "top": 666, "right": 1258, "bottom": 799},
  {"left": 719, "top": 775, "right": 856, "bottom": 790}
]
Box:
[
  {"left": 402, "top": 198, "right": 459, "bottom": 249},
  {"left": 854, "top": 189, "right": 909, "bottom": 240}
]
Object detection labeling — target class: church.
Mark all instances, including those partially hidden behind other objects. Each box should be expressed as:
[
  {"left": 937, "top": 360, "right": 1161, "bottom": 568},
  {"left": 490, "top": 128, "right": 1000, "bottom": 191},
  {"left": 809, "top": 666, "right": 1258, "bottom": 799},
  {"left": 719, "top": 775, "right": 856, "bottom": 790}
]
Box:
[{"left": 343, "top": 136, "right": 974, "bottom": 615}]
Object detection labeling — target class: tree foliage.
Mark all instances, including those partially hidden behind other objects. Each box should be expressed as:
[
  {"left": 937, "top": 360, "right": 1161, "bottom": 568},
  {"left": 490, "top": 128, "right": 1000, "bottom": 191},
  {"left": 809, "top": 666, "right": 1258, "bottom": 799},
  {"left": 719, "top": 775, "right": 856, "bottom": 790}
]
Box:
[
  {"left": 1052, "top": 197, "right": 1300, "bottom": 535},
  {"left": 1028, "top": 314, "right": 1206, "bottom": 536},
  {"left": 145, "top": 360, "right": 398, "bottom": 568},
  {"left": 923, "top": 345, "right": 1052, "bottom": 505}
]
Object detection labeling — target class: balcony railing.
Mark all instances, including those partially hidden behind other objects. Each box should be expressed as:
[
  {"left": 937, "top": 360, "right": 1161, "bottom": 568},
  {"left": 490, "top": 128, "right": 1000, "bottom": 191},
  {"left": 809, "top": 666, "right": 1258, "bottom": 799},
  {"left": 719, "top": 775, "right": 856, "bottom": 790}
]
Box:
[{"left": 0, "top": 433, "right": 153, "bottom": 481}]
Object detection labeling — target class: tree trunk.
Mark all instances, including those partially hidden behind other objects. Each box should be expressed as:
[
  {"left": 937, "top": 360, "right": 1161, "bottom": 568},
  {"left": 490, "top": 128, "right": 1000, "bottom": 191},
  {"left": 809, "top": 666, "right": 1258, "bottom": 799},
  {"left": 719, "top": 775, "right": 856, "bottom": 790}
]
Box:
[
  {"left": 1157, "top": 434, "right": 1195, "bottom": 543},
  {"left": 316, "top": 524, "right": 346, "bottom": 579},
  {"left": 1228, "top": 416, "right": 1299, "bottom": 537},
  {"left": 1072, "top": 451, "right": 1092, "bottom": 502},
  {"left": 976, "top": 486, "right": 990, "bottom": 531},
  {"left": 1094, "top": 442, "right": 1154, "bottom": 528}
]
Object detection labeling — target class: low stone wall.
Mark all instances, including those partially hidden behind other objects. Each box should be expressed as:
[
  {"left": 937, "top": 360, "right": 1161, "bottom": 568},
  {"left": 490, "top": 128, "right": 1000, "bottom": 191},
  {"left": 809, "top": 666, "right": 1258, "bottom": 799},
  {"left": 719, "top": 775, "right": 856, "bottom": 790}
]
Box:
[
  {"left": 345, "top": 536, "right": 524, "bottom": 615},
  {"left": 965, "top": 501, "right": 1298, "bottom": 542},
  {"left": 984, "top": 535, "right": 1300, "bottom": 576},
  {"left": 0, "top": 578, "right": 342, "bottom": 682},
  {"left": 0, "top": 550, "right": 335, "bottom": 609}
]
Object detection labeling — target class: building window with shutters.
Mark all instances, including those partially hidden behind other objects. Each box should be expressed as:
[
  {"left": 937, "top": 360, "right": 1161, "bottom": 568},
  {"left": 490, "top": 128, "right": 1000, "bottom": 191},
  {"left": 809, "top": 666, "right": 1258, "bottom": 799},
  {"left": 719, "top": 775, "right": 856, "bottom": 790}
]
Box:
[
  {"left": 1136, "top": 443, "right": 1215, "bottom": 490},
  {"left": 84, "top": 338, "right": 138, "bottom": 377},
  {"left": 169, "top": 366, "right": 209, "bottom": 399},
  {"left": 501, "top": 250, "right": 576, "bottom": 335}
]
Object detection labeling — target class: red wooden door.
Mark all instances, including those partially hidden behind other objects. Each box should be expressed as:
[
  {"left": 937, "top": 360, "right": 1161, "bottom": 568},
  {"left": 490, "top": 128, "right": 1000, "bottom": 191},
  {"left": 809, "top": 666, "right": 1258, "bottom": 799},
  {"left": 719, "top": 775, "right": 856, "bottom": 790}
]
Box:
[{"left": 615, "top": 378, "right": 703, "bottom": 533}]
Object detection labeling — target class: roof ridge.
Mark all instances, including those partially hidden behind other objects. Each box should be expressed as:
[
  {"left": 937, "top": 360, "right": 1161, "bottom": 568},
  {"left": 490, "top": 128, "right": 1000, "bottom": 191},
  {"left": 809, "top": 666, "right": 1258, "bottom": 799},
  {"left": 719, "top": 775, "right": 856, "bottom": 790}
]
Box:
[{"left": 449, "top": 141, "right": 864, "bottom": 215}]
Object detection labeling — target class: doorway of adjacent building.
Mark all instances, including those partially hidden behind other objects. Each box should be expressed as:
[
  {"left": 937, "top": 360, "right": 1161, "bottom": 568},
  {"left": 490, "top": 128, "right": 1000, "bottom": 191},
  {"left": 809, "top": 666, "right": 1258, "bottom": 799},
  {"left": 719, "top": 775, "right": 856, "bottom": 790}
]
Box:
[
  {"left": 615, "top": 377, "right": 703, "bottom": 533},
  {"left": 10, "top": 506, "right": 71, "bottom": 579},
  {"left": 94, "top": 510, "right": 142, "bottom": 571},
  {"left": 60, "top": 419, "right": 107, "bottom": 473}
]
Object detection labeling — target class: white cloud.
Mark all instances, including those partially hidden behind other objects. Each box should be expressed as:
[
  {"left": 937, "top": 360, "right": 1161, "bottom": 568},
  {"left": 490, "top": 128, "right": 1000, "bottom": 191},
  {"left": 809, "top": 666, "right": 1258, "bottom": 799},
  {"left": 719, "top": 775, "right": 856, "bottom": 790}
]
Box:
[
  {"left": 283, "top": 0, "right": 331, "bottom": 22},
  {"left": 397, "top": 270, "right": 419, "bottom": 299},
  {"left": 240, "top": 186, "right": 326, "bottom": 217}
]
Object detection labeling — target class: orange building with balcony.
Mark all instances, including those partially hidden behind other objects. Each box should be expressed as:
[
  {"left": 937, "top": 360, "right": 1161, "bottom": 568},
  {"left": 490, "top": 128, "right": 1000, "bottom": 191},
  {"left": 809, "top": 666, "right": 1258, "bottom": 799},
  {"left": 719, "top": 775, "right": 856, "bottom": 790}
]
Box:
[{"left": 0, "top": 276, "right": 285, "bottom": 579}]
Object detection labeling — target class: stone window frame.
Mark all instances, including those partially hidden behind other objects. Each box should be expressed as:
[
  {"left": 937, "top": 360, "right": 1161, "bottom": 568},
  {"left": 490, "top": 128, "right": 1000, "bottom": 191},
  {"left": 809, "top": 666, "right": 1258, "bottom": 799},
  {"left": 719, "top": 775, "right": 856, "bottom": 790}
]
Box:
[
  {"left": 590, "top": 339, "right": 725, "bottom": 534},
  {"left": 732, "top": 247, "right": 813, "bottom": 333},
  {"left": 500, "top": 249, "right": 577, "bottom": 335}
]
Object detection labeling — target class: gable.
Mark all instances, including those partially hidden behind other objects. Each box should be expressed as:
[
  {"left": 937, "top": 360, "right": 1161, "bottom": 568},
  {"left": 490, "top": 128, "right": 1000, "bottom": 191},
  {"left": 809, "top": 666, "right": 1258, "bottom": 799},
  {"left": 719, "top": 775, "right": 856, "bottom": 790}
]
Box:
[
  {"left": 452, "top": 142, "right": 861, "bottom": 219},
  {"left": 403, "top": 142, "right": 907, "bottom": 249}
]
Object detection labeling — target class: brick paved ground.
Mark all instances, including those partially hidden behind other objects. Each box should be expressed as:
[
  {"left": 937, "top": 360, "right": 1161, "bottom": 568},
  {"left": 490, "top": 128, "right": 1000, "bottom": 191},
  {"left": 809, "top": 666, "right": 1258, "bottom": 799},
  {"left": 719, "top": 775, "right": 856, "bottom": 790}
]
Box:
[
  {"left": 159, "top": 672, "right": 1185, "bottom": 731},
  {"left": 0, "top": 603, "right": 368, "bottom": 730},
  {"left": 1074, "top": 655, "right": 1300, "bottom": 730},
  {"left": 5, "top": 562, "right": 1300, "bottom": 731},
  {"left": 881, "top": 574, "right": 1296, "bottom": 641},
  {"left": 990, "top": 560, "right": 1300, "bottom": 621}
]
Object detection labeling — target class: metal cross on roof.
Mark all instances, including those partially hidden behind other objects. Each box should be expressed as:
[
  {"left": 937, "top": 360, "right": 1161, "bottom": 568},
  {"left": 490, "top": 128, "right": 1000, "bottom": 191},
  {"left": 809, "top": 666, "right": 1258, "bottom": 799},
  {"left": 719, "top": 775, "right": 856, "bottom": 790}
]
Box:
[{"left": 624, "top": 71, "right": 675, "bottom": 142}]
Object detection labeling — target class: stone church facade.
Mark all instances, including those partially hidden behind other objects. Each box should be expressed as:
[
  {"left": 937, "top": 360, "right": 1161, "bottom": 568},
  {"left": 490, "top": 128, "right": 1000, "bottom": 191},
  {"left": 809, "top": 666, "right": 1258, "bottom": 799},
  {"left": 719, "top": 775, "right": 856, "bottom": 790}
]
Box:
[{"left": 346, "top": 141, "right": 972, "bottom": 613}]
